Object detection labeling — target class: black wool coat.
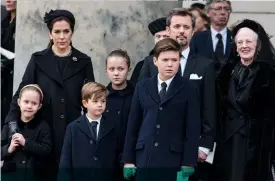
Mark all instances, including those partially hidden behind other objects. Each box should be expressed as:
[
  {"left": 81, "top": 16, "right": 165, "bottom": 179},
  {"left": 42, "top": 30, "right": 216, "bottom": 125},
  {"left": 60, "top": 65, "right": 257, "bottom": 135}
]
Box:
[
  {"left": 214, "top": 60, "right": 275, "bottom": 181},
  {"left": 1, "top": 117, "right": 52, "bottom": 181},
  {"left": 4, "top": 47, "right": 95, "bottom": 162}
]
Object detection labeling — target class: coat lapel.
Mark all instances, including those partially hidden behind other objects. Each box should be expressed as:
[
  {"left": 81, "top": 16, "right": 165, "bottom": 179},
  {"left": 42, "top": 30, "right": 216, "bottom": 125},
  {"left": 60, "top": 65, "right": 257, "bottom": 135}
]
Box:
[
  {"left": 161, "top": 73, "right": 185, "bottom": 105},
  {"left": 98, "top": 117, "right": 114, "bottom": 142},
  {"left": 35, "top": 48, "right": 64, "bottom": 86},
  {"left": 146, "top": 75, "right": 161, "bottom": 104},
  {"left": 62, "top": 47, "right": 90, "bottom": 81},
  {"left": 182, "top": 52, "right": 196, "bottom": 79},
  {"left": 76, "top": 116, "right": 93, "bottom": 140},
  {"left": 225, "top": 29, "right": 232, "bottom": 58}
]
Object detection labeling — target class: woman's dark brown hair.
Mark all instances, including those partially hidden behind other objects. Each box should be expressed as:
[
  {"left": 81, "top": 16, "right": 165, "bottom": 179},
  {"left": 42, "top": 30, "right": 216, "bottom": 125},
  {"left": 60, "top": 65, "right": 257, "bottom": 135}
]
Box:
[{"left": 47, "top": 16, "right": 74, "bottom": 48}]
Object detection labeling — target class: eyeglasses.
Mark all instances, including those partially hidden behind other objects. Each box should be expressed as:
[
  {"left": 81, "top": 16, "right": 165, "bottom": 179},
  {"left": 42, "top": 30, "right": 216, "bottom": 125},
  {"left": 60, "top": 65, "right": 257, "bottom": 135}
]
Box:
[{"left": 210, "top": 7, "right": 232, "bottom": 13}]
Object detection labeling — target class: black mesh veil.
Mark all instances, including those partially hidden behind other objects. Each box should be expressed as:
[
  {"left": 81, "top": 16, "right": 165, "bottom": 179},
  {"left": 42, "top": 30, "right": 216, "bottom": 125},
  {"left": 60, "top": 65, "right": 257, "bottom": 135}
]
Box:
[{"left": 230, "top": 19, "right": 275, "bottom": 66}]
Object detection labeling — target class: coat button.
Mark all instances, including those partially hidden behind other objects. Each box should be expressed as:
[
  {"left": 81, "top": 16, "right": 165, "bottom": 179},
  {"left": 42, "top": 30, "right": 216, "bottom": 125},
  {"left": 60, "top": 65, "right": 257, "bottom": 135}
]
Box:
[
  {"left": 106, "top": 110, "right": 109, "bottom": 113},
  {"left": 159, "top": 107, "right": 163, "bottom": 111},
  {"left": 22, "top": 160, "right": 26, "bottom": 164},
  {"left": 93, "top": 157, "right": 98, "bottom": 161},
  {"left": 90, "top": 140, "right": 93, "bottom": 144},
  {"left": 60, "top": 114, "right": 64, "bottom": 119},
  {"left": 117, "top": 110, "right": 120, "bottom": 114},
  {"left": 156, "top": 124, "right": 160, "bottom": 128},
  {"left": 60, "top": 98, "right": 65, "bottom": 103},
  {"left": 154, "top": 142, "right": 159, "bottom": 147}
]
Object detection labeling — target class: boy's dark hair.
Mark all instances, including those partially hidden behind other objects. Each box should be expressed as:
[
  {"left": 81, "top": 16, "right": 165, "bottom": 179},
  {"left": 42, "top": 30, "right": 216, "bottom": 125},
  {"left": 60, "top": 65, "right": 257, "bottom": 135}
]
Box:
[
  {"left": 81, "top": 82, "right": 107, "bottom": 102},
  {"left": 154, "top": 38, "right": 181, "bottom": 59},
  {"left": 166, "top": 8, "right": 196, "bottom": 29},
  {"left": 106, "top": 49, "right": 131, "bottom": 68}
]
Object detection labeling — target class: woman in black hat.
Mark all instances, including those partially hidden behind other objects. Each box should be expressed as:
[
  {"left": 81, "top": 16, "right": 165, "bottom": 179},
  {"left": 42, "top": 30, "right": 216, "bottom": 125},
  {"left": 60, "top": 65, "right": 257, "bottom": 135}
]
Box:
[
  {"left": 214, "top": 19, "right": 275, "bottom": 181},
  {"left": 4, "top": 9, "right": 95, "bottom": 180}
]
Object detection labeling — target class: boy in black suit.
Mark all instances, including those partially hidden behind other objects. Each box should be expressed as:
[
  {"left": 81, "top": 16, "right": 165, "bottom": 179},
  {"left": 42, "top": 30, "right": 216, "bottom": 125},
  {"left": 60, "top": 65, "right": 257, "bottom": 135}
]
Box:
[
  {"left": 58, "top": 82, "right": 121, "bottom": 181},
  {"left": 122, "top": 38, "right": 201, "bottom": 181}
]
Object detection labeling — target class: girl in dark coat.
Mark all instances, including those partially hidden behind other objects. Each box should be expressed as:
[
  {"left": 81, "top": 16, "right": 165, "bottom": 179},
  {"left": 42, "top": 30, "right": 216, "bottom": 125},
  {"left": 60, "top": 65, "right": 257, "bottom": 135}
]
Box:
[
  {"left": 214, "top": 19, "right": 275, "bottom": 181},
  {"left": 1, "top": 84, "right": 51, "bottom": 181},
  {"left": 4, "top": 9, "right": 95, "bottom": 180},
  {"left": 104, "top": 49, "right": 135, "bottom": 180}
]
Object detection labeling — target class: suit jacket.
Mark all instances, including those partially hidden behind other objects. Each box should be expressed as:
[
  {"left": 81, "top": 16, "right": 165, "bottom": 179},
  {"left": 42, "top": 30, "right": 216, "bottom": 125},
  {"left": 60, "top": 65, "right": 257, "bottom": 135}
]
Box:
[
  {"left": 58, "top": 115, "right": 119, "bottom": 181},
  {"left": 190, "top": 29, "right": 232, "bottom": 72},
  {"left": 137, "top": 51, "right": 216, "bottom": 150},
  {"left": 4, "top": 47, "right": 95, "bottom": 161},
  {"left": 122, "top": 73, "right": 201, "bottom": 169}
]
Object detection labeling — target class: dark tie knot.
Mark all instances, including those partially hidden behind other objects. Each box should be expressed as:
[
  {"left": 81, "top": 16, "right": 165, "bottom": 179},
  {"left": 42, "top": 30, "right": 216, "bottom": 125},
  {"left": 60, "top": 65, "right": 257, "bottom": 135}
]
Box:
[
  {"left": 216, "top": 33, "right": 222, "bottom": 40},
  {"left": 91, "top": 121, "right": 98, "bottom": 127},
  {"left": 161, "top": 82, "right": 167, "bottom": 89}
]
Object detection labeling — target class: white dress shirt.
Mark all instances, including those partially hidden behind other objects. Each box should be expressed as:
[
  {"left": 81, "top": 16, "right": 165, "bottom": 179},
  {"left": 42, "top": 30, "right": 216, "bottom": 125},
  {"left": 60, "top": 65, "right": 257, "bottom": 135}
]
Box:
[
  {"left": 180, "top": 47, "right": 190, "bottom": 76},
  {"left": 157, "top": 74, "right": 175, "bottom": 93},
  {"left": 86, "top": 114, "right": 101, "bottom": 137},
  {"left": 211, "top": 26, "right": 227, "bottom": 54}
]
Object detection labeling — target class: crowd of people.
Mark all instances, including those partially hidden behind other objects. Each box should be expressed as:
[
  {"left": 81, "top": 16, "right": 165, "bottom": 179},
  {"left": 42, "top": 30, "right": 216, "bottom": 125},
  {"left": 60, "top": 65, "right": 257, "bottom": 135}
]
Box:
[{"left": 1, "top": 0, "right": 275, "bottom": 181}]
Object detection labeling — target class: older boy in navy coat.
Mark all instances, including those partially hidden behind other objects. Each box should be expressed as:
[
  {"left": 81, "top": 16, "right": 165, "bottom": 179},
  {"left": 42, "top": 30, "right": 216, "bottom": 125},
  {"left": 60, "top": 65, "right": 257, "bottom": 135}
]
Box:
[
  {"left": 122, "top": 38, "right": 201, "bottom": 181},
  {"left": 58, "top": 82, "right": 120, "bottom": 181}
]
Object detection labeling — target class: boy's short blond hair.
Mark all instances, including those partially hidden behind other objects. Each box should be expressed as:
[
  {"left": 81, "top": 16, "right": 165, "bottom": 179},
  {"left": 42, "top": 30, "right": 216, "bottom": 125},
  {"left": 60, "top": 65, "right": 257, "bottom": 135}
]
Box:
[{"left": 81, "top": 82, "right": 107, "bottom": 101}]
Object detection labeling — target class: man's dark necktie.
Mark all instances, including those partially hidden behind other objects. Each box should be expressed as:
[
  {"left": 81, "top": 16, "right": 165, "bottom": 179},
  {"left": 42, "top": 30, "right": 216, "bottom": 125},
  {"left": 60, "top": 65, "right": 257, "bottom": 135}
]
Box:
[
  {"left": 215, "top": 33, "right": 224, "bottom": 70},
  {"left": 90, "top": 121, "right": 98, "bottom": 140},
  {"left": 159, "top": 82, "right": 167, "bottom": 101}
]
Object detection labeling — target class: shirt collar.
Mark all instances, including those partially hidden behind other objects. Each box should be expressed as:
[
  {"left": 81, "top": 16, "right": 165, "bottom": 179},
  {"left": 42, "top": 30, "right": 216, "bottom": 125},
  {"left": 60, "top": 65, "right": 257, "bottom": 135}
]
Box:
[
  {"left": 157, "top": 74, "right": 175, "bottom": 89},
  {"left": 211, "top": 26, "right": 227, "bottom": 40},
  {"left": 181, "top": 47, "right": 190, "bottom": 59},
  {"left": 86, "top": 114, "right": 102, "bottom": 123}
]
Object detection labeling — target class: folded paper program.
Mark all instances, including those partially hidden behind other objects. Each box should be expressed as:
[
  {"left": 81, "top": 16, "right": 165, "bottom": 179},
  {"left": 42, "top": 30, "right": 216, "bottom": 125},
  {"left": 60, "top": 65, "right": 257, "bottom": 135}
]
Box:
[{"left": 0, "top": 47, "right": 15, "bottom": 60}]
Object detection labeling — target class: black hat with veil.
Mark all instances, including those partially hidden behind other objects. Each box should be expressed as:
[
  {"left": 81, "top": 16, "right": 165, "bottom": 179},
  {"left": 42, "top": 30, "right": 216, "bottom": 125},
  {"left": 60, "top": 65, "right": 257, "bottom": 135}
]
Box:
[{"left": 230, "top": 19, "right": 275, "bottom": 66}]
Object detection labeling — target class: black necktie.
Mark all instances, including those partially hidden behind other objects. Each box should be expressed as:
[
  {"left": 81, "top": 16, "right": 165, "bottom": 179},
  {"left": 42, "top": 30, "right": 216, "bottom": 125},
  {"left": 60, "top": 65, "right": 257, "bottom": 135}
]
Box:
[
  {"left": 159, "top": 82, "right": 167, "bottom": 101},
  {"left": 215, "top": 33, "right": 224, "bottom": 70},
  {"left": 90, "top": 121, "right": 98, "bottom": 140},
  {"left": 215, "top": 33, "right": 224, "bottom": 57}
]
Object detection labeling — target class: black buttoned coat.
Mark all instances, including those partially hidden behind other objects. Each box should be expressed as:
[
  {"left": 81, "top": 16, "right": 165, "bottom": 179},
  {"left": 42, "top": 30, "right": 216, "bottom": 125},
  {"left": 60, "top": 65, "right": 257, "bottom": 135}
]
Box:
[
  {"left": 58, "top": 115, "right": 120, "bottom": 181},
  {"left": 122, "top": 73, "right": 201, "bottom": 181},
  {"left": 4, "top": 47, "right": 95, "bottom": 163}
]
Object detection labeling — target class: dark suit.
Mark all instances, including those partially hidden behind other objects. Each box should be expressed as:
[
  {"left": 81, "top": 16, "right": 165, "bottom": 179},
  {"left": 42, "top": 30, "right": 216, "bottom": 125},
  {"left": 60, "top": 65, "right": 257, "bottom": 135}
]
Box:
[
  {"left": 138, "top": 51, "right": 216, "bottom": 150},
  {"left": 190, "top": 29, "right": 232, "bottom": 73},
  {"left": 122, "top": 73, "right": 201, "bottom": 181},
  {"left": 58, "top": 115, "right": 120, "bottom": 181}
]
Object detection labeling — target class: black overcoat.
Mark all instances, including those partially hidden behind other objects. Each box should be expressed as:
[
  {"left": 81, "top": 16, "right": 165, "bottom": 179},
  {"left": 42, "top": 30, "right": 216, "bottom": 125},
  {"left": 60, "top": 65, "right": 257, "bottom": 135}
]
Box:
[
  {"left": 214, "top": 60, "right": 275, "bottom": 181},
  {"left": 4, "top": 47, "right": 95, "bottom": 162}
]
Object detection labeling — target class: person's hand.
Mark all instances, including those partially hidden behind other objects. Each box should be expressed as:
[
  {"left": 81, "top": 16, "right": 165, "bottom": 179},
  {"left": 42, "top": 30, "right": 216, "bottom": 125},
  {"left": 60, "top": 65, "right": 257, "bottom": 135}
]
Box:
[
  {"left": 198, "top": 150, "right": 208, "bottom": 162},
  {"left": 123, "top": 163, "right": 136, "bottom": 180},
  {"left": 8, "top": 137, "right": 19, "bottom": 153},
  {"left": 12, "top": 133, "right": 26, "bottom": 146},
  {"left": 181, "top": 166, "right": 194, "bottom": 177}
]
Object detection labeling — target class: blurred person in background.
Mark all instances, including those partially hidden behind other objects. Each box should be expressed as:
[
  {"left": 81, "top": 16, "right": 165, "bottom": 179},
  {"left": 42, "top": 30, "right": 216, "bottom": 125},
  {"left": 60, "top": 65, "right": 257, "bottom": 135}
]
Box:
[
  {"left": 1, "top": 0, "right": 17, "bottom": 129},
  {"left": 188, "top": 7, "right": 210, "bottom": 33}
]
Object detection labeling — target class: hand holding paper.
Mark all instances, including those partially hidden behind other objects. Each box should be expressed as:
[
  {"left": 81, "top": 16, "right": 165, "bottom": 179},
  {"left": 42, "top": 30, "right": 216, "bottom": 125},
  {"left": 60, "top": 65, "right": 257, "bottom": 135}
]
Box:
[{"left": 0, "top": 47, "right": 15, "bottom": 60}]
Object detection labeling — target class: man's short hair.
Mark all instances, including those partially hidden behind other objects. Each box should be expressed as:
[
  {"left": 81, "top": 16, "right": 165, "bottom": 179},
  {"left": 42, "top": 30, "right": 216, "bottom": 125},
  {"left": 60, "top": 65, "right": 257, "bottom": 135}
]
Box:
[
  {"left": 82, "top": 82, "right": 107, "bottom": 102},
  {"left": 205, "top": 0, "right": 231, "bottom": 11},
  {"left": 154, "top": 38, "right": 181, "bottom": 59},
  {"left": 166, "top": 8, "right": 196, "bottom": 29}
]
